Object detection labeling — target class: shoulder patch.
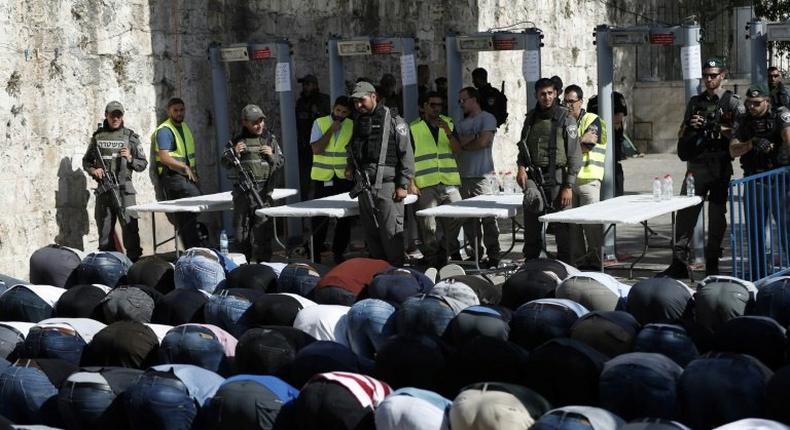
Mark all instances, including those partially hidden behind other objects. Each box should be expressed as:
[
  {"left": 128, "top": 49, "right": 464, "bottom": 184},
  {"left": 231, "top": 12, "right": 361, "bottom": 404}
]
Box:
[
  {"left": 396, "top": 122, "right": 409, "bottom": 136},
  {"left": 567, "top": 123, "right": 578, "bottom": 139},
  {"left": 781, "top": 111, "right": 790, "bottom": 124}
]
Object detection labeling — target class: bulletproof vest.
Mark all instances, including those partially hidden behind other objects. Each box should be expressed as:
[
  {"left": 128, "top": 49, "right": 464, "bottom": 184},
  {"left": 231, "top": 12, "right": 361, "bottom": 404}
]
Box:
[
  {"left": 352, "top": 107, "right": 398, "bottom": 167},
  {"left": 742, "top": 110, "right": 781, "bottom": 173},
  {"left": 688, "top": 93, "right": 731, "bottom": 153},
  {"left": 234, "top": 134, "right": 273, "bottom": 183},
  {"left": 94, "top": 127, "right": 130, "bottom": 180},
  {"left": 526, "top": 114, "right": 567, "bottom": 169}
]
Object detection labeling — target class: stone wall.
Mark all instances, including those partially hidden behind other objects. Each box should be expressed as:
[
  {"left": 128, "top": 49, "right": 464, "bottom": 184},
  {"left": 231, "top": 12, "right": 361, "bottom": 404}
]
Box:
[{"left": 0, "top": 0, "right": 641, "bottom": 278}]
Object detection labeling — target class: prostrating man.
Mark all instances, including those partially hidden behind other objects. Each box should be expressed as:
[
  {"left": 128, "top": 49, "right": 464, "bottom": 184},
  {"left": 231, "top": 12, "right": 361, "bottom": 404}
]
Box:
[
  {"left": 563, "top": 84, "right": 607, "bottom": 269},
  {"left": 309, "top": 96, "right": 355, "bottom": 264},
  {"left": 729, "top": 84, "right": 790, "bottom": 278},
  {"left": 346, "top": 81, "right": 414, "bottom": 266},
  {"left": 83, "top": 101, "right": 147, "bottom": 262},
  {"left": 409, "top": 91, "right": 463, "bottom": 268},
  {"left": 517, "top": 78, "right": 582, "bottom": 263},
  {"left": 222, "top": 104, "right": 284, "bottom": 263},
  {"left": 296, "top": 75, "right": 331, "bottom": 200},
  {"left": 151, "top": 98, "right": 202, "bottom": 249},
  {"left": 659, "top": 58, "right": 744, "bottom": 278},
  {"left": 456, "top": 87, "right": 501, "bottom": 267}
]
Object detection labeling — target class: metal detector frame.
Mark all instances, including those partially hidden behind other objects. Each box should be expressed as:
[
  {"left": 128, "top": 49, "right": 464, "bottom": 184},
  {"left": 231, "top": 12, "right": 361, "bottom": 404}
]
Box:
[{"left": 748, "top": 18, "right": 790, "bottom": 84}]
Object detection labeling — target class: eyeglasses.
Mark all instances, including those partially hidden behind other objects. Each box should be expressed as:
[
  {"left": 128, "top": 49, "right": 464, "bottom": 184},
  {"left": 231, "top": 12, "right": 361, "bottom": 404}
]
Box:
[
  {"left": 563, "top": 99, "right": 581, "bottom": 106},
  {"left": 458, "top": 97, "right": 470, "bottom": 104},
  {"left": 770, "top": 74, "right": 782, "bottom": 78},
  {"left": 702, "top": 73, "right": 720, "bottom": 79}
]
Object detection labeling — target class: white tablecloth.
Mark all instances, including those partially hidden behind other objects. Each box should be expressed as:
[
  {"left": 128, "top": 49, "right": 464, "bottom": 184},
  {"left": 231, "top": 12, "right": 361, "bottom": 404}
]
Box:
[
  {"left": 539, "top": 194, "right": 703, "bottom": 225},
  {"left": 416, "top": 193, "right": 521, "bottom": 220},
  {"left": 127, "top": 189, "right": 297, "bottom": 215},
  {"left": 256, "top": 192, "right": 417, "bottom": 219}
]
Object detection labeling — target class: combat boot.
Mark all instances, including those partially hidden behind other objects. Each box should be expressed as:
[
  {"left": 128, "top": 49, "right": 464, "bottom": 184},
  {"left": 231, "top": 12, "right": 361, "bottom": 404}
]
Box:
[{"left": 657, "top": 258, "right": 689, "bottom": 279}]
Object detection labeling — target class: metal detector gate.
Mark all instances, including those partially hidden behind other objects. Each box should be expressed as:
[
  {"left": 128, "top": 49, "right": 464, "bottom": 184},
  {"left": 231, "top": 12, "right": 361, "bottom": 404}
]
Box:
[
  {"left": 445, "top": 30, "right": 544, "bottom": 124},
  {"left": 327, "top": 36, "right": 419, "bottom": 123},
  {"left": 209, "top": 41, "right": 300, "bottom": 240},
  {"left": 748, "top": 19, "right": 790, "bottom": 84},
  {"left": 595, "top": 24, "right": 704, "bottom": 263}
]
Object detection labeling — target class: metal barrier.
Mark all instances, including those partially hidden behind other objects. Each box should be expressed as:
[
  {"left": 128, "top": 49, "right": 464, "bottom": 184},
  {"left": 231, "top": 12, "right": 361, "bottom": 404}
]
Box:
[{"left": 729, "top": 166, "right": 790, "bottom": 282}]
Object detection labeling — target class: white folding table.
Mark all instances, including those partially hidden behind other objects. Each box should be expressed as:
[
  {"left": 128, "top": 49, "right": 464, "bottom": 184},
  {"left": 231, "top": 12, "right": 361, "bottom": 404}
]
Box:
[
  {"left": 127, "top": 188, "right": 298, "bottom": 255},
  {"left": 539, "top": 194, "right": 703, "bottom": 278},
  {"left": 256, "top": 192, "right": 418, "bottom": 261}
]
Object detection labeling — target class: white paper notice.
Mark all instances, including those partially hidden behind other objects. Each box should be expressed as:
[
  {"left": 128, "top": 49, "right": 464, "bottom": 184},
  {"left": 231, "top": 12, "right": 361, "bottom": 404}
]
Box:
[
  {"left": 522, "top": 50, "right": 540, "bottom": 81},
  {"left": 275, "top": 62, "right": 291, "bottom": 92},
  {"left": 681, "top": 45, "right": 702, "bottom": 80},
  {"left": 400, "top": 54, "right": 417, "bottom": 86}
]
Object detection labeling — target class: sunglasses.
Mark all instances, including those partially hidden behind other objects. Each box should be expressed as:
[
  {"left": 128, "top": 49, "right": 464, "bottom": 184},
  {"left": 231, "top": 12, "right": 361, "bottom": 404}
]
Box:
[{"left": 702, "top": 73, "right": 720, "bottom": 79}]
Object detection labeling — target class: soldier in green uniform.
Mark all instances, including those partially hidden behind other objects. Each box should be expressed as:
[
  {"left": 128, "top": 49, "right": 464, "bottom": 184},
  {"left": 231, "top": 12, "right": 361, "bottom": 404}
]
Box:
[
  {"left": 82, "top": 101, "right": 148, "bottom": 261},
  {"left": 222, "top": 104, "right": 284, "bottom": 262}
]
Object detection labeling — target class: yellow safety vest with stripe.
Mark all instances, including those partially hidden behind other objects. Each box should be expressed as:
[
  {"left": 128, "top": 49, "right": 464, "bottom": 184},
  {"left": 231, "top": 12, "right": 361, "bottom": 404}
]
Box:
[
  {"left": 577, "top": 112, "right": 607, "bottom": 182},
  {"left": 410, "top": 115, "right": 461, "bottom": 188},
  {"left": 311, "top": 116, "right": 353, "bottom": 181},
  {"left": 151, "top": 119, "right": 196, "bottom": 175}
]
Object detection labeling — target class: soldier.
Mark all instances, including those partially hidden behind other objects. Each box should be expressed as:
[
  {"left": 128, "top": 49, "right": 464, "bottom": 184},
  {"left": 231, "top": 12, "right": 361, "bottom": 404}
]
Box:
[
  {"left": 472, "top": 67, "right": 508, "bottom": 127},
  {"left": 768, "top": 67, "right": 790, "bottom": 110},
  {"left": 309, "top": 96, "right": 355, "bottom": 264},
  {"left": 730, "top": 84, "right": 790, "bottom": 278},
  {"left": 296, "top": 75, "right": 331, "bottom": 200},
  {"left": 563, "top": 85, "right": 607, "bottom": 269},
  {"left": 660, "top": 58, "right": 744, "bottom": 278},
  {"left": 517, "top": 78, "right": 582, "bottom": 263},
  {"left": 83, "top": 101, "right": 147, "bottom": 262},
  {"left": 345, "top": 81, "right": 414, "bottom": 266},
  {"left": 151, "top": 97, "right": 202, "bottom": 249},
  {"left": 222, "top": 104, "right": 284, "bottom": 263},
  {"left": 409, "top": 91, "right": 463, "bottom": 268}
]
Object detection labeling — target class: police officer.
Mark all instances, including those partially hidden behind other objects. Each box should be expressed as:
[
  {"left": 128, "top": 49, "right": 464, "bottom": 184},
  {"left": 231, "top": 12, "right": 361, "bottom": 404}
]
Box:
[
  {"left": 768, "top": 67, "right": 790, "bottom": 110},
  {"left": 83, "top": 101, "right": 147, "bottom": 261},
  {"left": 309, "top": 96, "right": 355, "bottom": 264},
  {"left": 563, "top": 85, "right": 607, "bottom": 269},
  {"left": 472, "top": 67, "right": 508, "bottom": 127},
  {"left": 660, "top": 58, "right": 744, "bottom": 278},
  {"left": 730, "top": 84, "right": 790, "bottom": 278},
  {"left": 345, "top": 81, "right": 415, "bottom": 266},
  {"left": 151, "top": 98, "right": 202, "bottom": 249},
  {"left": 517, "top": 78, "right": 582, "bottom": 263},
  {"left": 222, "top": 104, "right": 284, "bottom": 263},
  {"left": 296, "top": 75, "right": 331, "bottom": 200},
  {"left": 409, "top": 91, "right": 463, "bottom": 268}
]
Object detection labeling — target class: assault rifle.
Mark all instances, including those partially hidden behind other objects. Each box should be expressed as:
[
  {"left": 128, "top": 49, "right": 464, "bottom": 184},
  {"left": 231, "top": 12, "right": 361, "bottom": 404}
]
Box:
[
  {"left": 348, "top": 153, "right": 380, "bottom": 229},
  {"left": 223, "top": 141, "right": 267, "bottom": 212},
  {"left": 93, "top": 145, "right": 129, "bottom": 225},
  {"left": 518, "top": 139, "right": 553, "bottom": 213}
]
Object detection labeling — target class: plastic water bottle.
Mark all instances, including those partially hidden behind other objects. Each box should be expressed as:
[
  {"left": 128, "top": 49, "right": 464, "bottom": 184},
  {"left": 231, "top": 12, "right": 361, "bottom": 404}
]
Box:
[
  {"left": 652, "top": 177, "right": 662, "bottom": 202},
  {"left": 685, "top": 172, "right": 695, "bottom": 197},
  {"left": 219, "top": 230, "right": 229, "bottom": 255},
  {"left": 662, "top": 174, "right": 673, "bottom": 200}
]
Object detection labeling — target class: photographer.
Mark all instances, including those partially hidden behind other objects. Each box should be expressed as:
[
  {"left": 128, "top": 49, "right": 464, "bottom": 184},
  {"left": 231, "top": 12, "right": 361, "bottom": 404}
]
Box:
[{"left": 660, "top": 58, "right": 744, "bottom": 278}]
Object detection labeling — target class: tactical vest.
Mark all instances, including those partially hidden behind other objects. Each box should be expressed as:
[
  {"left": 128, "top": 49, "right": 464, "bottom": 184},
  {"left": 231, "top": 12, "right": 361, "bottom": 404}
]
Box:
[
  {"left": 741, "top": 108, "right": 783, "bottom": 174},
  {"left": 352, "top": 106, "right": 398, "bottom": 167},
  {"left": 577, "top": 112, "right": 608, "bottom": 182},
  {"left": 686, "top": 91, "right": 734, "bottom": 155},
  {"left": 311, "top": 116, "right": 353, "bottom": 181},
  {"left": 151, "top": 119, "right": 196, "bottom": 175},
  {"left": 526, "top": 113, "right": 567, "bottom": 169},
  {"left": 411, "top": 116, "right": 461, "bottom": 188},
  {"left": 229, "top": 134, "right": 275, "bottom": 183},
  {"left": 94, "top": 127, "right": 130, "bottom": 180}
]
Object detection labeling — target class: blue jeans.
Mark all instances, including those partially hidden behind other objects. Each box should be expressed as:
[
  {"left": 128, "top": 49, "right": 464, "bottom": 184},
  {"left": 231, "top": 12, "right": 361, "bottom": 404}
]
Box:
[
  {"left": 124, "top": 373, "right": 197, "bottom": 430},
  {"left": 0, "top": 365, "right": 59, "bottom": 424},
  {"left": 510, "top": 302, "right": 580, "bottom": 349},
  {"left": 175, "top": 248, "right": 226, "bottom": 294},
  {"left": 0, "top": 287, "right": 54, "bottom": 322},
  {"left": 395, "top": 296, "right": 456, "bottom": 338},
  {"left": 0, "top": 326, "right": 24, "bottom": 360},
  {"left": 346, "top": 299, "right": 396, "bottom": 360},
  {"left": 24, "top": 327, "right": 86, "bottom": 365},
  {"left": 532, "top": 411, "right": 596, "bottom": 430},
  {"left": 204, "top": 292, "right": 254, "bottom": 337},
  {"left": 633, "top": 323, "right": 699, "bottom": 367},
  {"left": 599, "top": 355, "right": 680, "bottom": 420},
  {"left": 755, "top": 278, "right": 790, "bottom": 327},
  {"left": 77, "top": 251, "right": 132, "bottom": 287},
  {"left": 277, "top": 264, "right": 320, "bottom": 297},
  {"left": 58, "top": 378, "right": 116, "bottom": 430},
  {"left": 159, "top": 325, "right": 229, "bottom": 375}
]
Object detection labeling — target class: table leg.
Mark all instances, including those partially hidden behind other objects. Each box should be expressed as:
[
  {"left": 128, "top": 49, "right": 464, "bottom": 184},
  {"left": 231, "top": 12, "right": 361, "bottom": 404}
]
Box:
[
  {"left": 601, "top": 224, "right": 615, "bottom": 273},
  {"left": 474, "top": 228, "right": 481, "bottom": 272},
  {"left": 151, "top": 214, "right": 158, "bottom": 256},
  {"left": 629, "top": 221, "right": 651, "bottom": 279},
  {"left": 272, "top": 217, "right": 286, "bottom": 251}
]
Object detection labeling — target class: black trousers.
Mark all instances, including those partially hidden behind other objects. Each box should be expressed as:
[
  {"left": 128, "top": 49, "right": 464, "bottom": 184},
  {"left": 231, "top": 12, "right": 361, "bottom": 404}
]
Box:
[
  {"left": 159, "top": 173, "right": 202, "bottom": 249},
  {"left": 311, "top": 178, "right": 354, "bottom": 259},
  {"left": 95, "top": 190, "right": 142, "bottom": 261},
  {"left": 232, "top": 184, "right": 274, "bottom": 263}
]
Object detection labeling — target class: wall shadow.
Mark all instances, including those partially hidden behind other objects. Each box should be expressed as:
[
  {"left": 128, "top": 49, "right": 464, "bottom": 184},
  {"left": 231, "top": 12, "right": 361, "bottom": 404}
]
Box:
[{"left": 55, "top": 157, "right": 89, "bottom": 250}]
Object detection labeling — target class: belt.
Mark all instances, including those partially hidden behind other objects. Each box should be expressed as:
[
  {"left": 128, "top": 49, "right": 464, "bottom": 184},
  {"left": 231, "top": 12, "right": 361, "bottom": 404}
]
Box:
[
  {"left": 32, "top": 326, "right": 78, "bottom": 337},
  {"left": 62, "top": 380, "right": 113, "bottom": 392},
  {"left": 144, "top": 373, "right": 188, "bottom": 393}
]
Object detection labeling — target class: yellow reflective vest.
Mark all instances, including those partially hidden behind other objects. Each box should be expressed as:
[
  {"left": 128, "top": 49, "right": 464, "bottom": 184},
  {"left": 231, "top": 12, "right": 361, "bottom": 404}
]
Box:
[
  {"left": 577, "top": 112, "right": 607, "bottom": 182},
  {"left": 410, "top": 116, "right": 461, "bottom": 188},
  {"left": 311, "top": 116, "right": 353, "bottom": 181},
  {"left": 151, "top": 119, "right": 196, "bottom": 175}
]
